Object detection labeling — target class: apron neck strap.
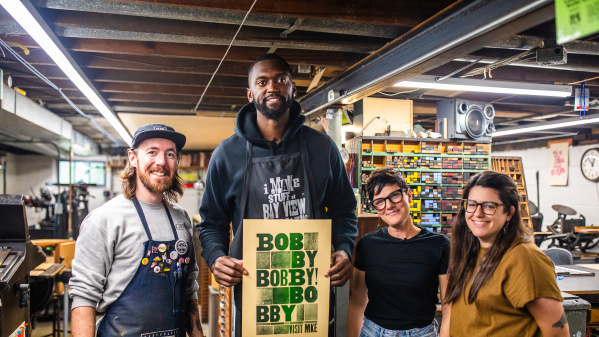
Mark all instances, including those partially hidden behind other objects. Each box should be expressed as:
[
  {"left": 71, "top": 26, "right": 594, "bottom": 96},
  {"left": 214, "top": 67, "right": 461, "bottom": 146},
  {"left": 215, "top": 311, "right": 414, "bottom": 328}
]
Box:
[{"left": 132, "top": 196, "right": 179, "bottom": 241}]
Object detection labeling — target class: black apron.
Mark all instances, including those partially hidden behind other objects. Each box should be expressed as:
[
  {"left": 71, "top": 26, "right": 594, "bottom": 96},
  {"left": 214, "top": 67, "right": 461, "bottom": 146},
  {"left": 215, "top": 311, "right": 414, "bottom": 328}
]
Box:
[
  {"left": 97, "top": 197, "right": 192, "bottom": 337},
  {"left": 230, "top": 132, "right": 335, "bottom": 336}
]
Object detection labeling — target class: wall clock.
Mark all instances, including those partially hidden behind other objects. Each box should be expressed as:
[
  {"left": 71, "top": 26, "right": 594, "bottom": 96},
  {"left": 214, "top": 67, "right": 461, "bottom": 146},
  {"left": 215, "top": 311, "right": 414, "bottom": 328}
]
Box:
[{"left": 581, "top": 148, "right": 599, "bottom": 182}]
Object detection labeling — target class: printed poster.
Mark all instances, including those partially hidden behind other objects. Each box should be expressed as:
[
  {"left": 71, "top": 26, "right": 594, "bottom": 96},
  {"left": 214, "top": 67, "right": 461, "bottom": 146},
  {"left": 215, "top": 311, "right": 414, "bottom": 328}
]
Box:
[
  {"left": 243, "top": 219, "right": 331, "bottom": 337},
  {"left": 549, "top": 141, "right": 569, "bottom": 186}
]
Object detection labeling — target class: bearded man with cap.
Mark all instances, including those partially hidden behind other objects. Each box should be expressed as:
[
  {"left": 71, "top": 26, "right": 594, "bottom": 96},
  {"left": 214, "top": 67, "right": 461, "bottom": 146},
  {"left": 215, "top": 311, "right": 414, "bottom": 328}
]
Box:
[{"left": 70, "top": 124, "right": 203, "bottom": 337}]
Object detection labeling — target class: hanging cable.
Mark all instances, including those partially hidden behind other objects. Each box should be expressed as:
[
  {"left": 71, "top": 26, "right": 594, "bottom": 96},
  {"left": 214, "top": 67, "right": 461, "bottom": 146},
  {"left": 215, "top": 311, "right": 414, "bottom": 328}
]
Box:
[
  {"left": 435, "top": 57, "right": 481, "bottom": 82},
  {"left": 377, "top": 89, "right": 420, "bottom": 97},
  {"left": 460, "top": 43, "right": 542, "bottom": 78},
  {"left": 192, "top": 0, "right": 258, "bottom": 112},
  {"left": 0, "top": 38, "right": 120, "bottom": 144}
]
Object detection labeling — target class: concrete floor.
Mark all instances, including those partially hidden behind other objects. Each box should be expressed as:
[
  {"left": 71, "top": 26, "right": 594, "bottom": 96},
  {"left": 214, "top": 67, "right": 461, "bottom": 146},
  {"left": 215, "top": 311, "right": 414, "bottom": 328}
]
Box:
[{"left": 30, "top": 309, "right": 210, "bottom": 337}]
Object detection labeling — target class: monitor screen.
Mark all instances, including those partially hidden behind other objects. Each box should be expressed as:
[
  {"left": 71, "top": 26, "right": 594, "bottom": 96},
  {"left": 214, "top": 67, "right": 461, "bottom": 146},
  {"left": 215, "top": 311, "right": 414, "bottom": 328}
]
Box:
[
  {"left": 0, "top": 204, "right": 28, "bottom": 242},
  {"left": 59, "top": 161, "right": 106, "bottom": 186}
]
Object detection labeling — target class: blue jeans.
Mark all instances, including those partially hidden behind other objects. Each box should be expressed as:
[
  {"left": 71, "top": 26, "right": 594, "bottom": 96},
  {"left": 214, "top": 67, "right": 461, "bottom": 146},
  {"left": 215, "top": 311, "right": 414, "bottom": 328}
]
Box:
[{"left": 360, "top": 317, "right": 437, "bottom": 337}]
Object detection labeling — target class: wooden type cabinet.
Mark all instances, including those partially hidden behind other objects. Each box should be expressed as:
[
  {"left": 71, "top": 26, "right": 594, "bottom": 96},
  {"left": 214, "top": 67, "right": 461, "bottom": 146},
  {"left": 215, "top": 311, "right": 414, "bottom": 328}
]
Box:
[
  {"left": 347, "top": 137, "right": 491, "bottom": 238},
  {"left": 491, "top": 156, "right": 532, "bottom": 228}
]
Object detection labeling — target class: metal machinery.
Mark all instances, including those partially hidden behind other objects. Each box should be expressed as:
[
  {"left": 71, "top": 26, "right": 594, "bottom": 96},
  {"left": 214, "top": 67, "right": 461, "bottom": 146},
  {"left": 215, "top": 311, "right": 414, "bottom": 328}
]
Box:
[
  {"left": 0, "top": 195, "right": 46, "bottom": 337},
  {"left": 547, "top": 204, "right": 599, "bottom": 252},
  {"left": 26, "top": 184, "right": 91, "bottom": 240}
]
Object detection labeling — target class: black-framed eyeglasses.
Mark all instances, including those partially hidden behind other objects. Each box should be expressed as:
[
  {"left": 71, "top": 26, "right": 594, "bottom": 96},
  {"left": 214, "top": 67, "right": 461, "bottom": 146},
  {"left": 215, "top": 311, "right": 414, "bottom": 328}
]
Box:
[
  {"left": 372, "top": 189, "right": 406, "bottom": 210},
  {"left": 463, "top": 199, "right": 504, "bottom": 215}
]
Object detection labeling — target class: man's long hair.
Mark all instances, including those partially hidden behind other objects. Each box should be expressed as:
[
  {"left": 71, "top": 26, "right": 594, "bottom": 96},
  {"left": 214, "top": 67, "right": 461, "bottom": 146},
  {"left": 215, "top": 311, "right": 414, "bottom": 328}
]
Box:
[
  {"left": 444, "top": 171, "right": 532, "bottom": 305},
  {"left": 119, "top": 148, "right": 184, "bottom": 204}
]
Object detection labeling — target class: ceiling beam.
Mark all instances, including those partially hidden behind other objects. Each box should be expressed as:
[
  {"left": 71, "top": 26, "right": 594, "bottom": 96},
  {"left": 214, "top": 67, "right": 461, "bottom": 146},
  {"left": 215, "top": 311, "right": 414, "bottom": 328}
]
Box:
[
  {"left": 88, "top": 69, "right": 249, "bottom": 87},
  {"left": 113, "top": 102, "right": 242, "bottom": 112},
  {"left": 62, "top": 38, "right": 365, "bottom": 68},
  {"left": 0, "top": 35, "right": 364, "bottom": 68},
  {"left": 488, "top": 35, "right": 599, "bottom": 56},
  {"left": 451, "top": 54, "right": 599, "bottom": 74},
  {"left": 439, "top": 61, "right": 599, "bottom": 86},
  {"left": 129, "top": 0, "right": 451, "bottom": 26},
  {"left": 48, "top": 11, "right": 383, "bottom": 53},
  {"left": 115, "top": 106, "right": 237, "bottom": 116},
  {"left": 99, "top": 82, "right": 247, "bottom": 97},
  {"left": 32, "top": 0, "right": 409, "bottom": 38},
  {"left": 106, "top": 93, "right": 248, "bottom": 105},
  {"left": 299, "top": 0, "right": 555, "bottom": 115}
]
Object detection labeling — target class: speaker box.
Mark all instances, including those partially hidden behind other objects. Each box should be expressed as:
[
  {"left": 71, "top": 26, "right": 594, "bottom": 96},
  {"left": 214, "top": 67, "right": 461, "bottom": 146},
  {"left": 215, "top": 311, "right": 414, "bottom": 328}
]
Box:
[{"left": 436, "top": 99, "right": 495, "bottom": 141}]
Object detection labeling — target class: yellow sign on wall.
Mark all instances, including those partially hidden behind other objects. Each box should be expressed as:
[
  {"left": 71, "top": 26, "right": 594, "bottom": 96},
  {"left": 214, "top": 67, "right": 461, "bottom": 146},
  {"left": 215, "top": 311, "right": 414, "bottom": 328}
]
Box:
[
  {"left": 556, "top": 0, "right": 599, "bottom": 45},
  {"left": 243, "top": 219, "right": 331, "bottom": 337}
]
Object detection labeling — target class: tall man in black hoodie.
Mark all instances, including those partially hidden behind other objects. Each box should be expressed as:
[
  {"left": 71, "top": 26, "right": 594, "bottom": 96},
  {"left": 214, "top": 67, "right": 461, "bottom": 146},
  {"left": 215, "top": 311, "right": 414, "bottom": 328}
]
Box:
[{"left": 198, "top": 53, "right": 358, "bottom": 336}]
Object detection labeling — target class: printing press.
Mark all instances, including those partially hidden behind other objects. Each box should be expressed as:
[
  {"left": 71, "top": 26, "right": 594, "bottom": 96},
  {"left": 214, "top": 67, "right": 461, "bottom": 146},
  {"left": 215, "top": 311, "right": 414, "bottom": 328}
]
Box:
[{"left": 0, "top": 195, "right": 46, "bottom": 337}]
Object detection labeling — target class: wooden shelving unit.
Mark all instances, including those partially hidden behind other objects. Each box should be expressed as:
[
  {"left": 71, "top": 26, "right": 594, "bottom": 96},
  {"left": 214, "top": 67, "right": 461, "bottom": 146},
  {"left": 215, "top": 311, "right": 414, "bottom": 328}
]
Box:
[
  {"left": 347, "top": 137, "right": 491, "bottom": 237},
  {"left": 491, "top": 156, "right": 532, "bottom": 228}
]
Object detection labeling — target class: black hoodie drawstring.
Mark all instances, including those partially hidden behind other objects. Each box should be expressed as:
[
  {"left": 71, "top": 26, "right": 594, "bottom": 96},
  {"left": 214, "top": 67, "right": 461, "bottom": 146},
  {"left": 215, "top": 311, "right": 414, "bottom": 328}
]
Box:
[{"left": 267, "top": 142, "right": 275, "bottom": 156}]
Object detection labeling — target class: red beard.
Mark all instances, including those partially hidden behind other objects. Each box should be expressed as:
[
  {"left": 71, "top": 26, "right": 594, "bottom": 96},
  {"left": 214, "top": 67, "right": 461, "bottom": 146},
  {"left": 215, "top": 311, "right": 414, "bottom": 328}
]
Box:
[{"left": 138, "top": 166, "right": 174, "bottom": 194}]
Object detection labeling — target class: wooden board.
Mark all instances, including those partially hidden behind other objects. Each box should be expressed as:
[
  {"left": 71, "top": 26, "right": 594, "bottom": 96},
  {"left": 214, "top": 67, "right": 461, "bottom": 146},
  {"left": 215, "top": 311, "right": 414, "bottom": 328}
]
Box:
[
  {"left": 578, "top": 264, "right": 599, "bottom": 271},
  {"left": 54, "top": 241, "right": 76, "bottom": 269}
]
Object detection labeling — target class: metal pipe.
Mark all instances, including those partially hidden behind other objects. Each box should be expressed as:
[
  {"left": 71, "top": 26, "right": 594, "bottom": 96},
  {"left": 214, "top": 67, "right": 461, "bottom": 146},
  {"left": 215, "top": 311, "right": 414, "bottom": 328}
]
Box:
[
  {"left": 327, "top": 109, "right": 343, "bottom": 148},
  {"left": 454, "top": 55, "right": 599, "bottom": 73},
  {"left": 63, "top": 282, "right": 68, "bottom": 337},
  {"left": 1, "top": 154, "right": 6, "bottom": 194},
  {"left": 535, "top": 171, "right": 541, "bottom": 213},
  {"left": 488, "top": 35, "right": 599, "bottom": 55}
]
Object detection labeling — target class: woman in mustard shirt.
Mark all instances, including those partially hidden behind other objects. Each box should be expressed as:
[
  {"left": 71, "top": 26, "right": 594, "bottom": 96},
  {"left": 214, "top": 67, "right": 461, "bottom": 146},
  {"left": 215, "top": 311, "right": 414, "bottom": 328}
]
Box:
[{"left": 445, "top": 171, "right": 568, "bottom": 336}]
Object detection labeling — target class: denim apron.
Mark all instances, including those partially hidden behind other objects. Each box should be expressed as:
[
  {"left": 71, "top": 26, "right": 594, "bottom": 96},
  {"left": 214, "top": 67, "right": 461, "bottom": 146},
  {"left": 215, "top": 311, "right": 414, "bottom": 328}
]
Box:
[
  {"left": 97, "top": 197, "right": 191, "bottom": 337},
  {"left": 230, "top": 131, "right": 326, "bottom": 336}
]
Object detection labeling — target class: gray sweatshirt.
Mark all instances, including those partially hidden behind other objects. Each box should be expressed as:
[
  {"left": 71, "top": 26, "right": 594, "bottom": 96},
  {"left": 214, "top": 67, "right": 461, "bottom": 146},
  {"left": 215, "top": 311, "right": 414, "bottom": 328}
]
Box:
[{"left": 69, "top": 195, "right": 199, "bottom": 313}]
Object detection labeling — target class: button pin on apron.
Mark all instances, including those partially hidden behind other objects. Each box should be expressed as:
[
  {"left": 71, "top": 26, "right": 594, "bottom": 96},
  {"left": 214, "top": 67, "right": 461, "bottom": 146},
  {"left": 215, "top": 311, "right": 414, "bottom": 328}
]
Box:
[{"left": 175, "top": 239, "right": 188, "bottom": 255}]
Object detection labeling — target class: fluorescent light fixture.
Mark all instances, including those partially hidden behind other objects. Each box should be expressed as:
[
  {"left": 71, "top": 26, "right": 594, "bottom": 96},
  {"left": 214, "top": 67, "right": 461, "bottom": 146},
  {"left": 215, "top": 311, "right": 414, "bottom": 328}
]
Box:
[
  {"left": 394, "top": 76, "right": 572, "bottom": 97},
  {"left": 0, "top": 0, "right": 132, "bottom": 145},
  {"left": 494, "top": 114, "right": 599, "bottom": 137}
]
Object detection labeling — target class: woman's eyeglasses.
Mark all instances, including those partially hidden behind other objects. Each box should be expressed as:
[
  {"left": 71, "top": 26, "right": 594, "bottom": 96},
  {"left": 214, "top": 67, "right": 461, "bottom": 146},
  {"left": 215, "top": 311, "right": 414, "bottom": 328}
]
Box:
[
  {"left": 463, "top": 199, "right": 504, "bottom": 215},
  {"left": 372, "top": 189, "right": 406, "bottom": 210}
]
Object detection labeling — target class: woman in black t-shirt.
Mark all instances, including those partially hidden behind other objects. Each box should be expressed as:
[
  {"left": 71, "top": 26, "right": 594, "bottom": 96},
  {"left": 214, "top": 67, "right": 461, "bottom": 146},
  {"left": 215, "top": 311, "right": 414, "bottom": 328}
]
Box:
[{"left": 348, "top": 168, "right": 450, "bottom": 337}]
